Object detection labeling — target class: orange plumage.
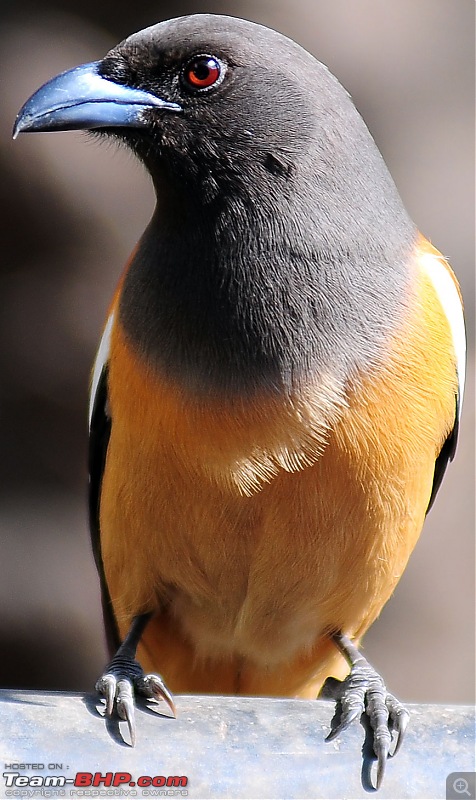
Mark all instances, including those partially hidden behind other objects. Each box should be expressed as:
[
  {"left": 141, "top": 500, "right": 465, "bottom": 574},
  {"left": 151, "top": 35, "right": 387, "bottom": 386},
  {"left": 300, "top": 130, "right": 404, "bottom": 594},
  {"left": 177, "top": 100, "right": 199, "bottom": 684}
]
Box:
[{"left": 99, "top": 235, "right": 458, "bottom": 698}]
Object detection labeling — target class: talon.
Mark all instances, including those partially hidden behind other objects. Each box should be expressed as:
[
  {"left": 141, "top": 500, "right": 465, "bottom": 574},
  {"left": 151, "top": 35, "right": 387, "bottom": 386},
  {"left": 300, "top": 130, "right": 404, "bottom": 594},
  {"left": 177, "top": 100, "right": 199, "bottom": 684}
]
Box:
[
  {"left": 339, "top": 688, "right": 366, "bottom": 730},
  {"left": 389, "top": 701, "right": 410, "bottom": 757},
  {"left": 339, "top": 706, "right": 363, "bottom": 732},
  {"left": 376, "top": 747, "right": 387, "bottom": 790},
  {"left": 140, "top": 673, "right": 177, "bottom": 717},
  {"left": 373, "top": 727, "right": 391, "bottom": 789},
  {"left": 326, "top": 704, "right": 363, "bottom": 741},
  {"left": 325, "top": 727, "right": 337, "bottom": 742},
  {"left": 116, "top": 679, "right": 136, "bottom": 746},
  {"left": 325, "top": 723, "right": 340, "bottom": 742},
  {"left": 96, "top": 673, "right": 117, "bottom": 717}
]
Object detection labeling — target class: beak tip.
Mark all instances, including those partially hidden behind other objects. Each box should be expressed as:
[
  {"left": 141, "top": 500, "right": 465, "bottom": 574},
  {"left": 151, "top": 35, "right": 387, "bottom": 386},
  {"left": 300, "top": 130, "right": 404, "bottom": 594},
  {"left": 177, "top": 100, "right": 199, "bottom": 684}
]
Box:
[
  {"left": 12, "top": 116, "right": 23, "bottom": 140},
  {"left": 12, "top": 109, "right": 39, "bottom": 139}
]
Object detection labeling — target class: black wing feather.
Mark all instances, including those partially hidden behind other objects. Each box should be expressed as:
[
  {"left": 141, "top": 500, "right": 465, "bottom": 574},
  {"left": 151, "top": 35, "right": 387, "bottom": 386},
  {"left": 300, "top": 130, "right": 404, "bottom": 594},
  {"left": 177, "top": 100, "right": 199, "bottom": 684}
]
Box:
[
  {"left": 426, "top": 393, "right": 460, "bottom": 514},
  {"left": 88, "top": 366, "right": 121, "bottom": 655}
]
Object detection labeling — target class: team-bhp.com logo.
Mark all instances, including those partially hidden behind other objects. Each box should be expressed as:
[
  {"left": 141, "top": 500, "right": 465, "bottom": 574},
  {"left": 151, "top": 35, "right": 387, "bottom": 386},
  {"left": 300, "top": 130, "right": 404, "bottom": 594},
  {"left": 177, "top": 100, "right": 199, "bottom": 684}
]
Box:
[{"left": 3, "top": 769, "right": 188, "bottom": 797}]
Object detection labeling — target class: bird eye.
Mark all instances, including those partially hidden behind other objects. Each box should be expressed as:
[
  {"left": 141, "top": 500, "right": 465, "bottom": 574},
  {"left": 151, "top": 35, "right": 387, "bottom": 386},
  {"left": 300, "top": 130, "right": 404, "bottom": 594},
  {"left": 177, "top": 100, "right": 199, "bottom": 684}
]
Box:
[{"left": 182, "top": 56, "right": 224, "bottom": 91}]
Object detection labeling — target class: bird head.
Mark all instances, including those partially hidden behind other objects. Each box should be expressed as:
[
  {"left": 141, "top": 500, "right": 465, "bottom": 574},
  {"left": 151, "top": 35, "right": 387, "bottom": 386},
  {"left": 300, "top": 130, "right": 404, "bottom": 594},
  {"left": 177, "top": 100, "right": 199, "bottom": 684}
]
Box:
[
  {"left": 14, "top": 15, "right": 415, "bottom": 396},
  {"left": 14, "top": 14, "right": 350, "bottom": 203}
]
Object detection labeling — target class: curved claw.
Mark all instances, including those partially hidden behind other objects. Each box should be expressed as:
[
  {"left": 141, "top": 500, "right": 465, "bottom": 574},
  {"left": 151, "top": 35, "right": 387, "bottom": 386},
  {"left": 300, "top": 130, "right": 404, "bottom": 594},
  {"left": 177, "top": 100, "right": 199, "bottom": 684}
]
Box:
[
  {"left": 367, "top": 685, "right": 411, "bottom": 788},
  {"left": 325, "top": 725, "right": 339, "bottom": 743},
  {"left": 375, "top": 750, "right": 386, "bottom": 790},
  {"left": 325, "top": 672, "right": 366, "bottom": 741},
  {"left": 389, "top": 703, "right": 410, "bottom": 757},
  {"left": 140, "top": 673, "right": 177, "bottom": 717},
  {"left": 326, "top": 704, "right": 363, "bottom": 741},
  {"left": 96, "top": 673, "right": 117, "bottom": 717},
  {"left": 116, "top": 679, "right": 137, "bottom": 746},
  {"left": 366, "top": 680, "right": 392, "bottom": 789},
  {"left": 374, "top": 734, "right": 391, "bottom": 789},
  {"left": 340, "top": 695, "right": 366, "bottom": 729}
]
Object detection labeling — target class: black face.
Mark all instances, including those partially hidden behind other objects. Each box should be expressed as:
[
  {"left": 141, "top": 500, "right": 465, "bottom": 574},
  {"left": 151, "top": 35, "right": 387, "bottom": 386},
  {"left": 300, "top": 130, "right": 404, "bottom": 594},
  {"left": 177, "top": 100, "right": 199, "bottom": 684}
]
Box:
[{"left": 95, "top": 15, "right": 319, "bottom": 198}]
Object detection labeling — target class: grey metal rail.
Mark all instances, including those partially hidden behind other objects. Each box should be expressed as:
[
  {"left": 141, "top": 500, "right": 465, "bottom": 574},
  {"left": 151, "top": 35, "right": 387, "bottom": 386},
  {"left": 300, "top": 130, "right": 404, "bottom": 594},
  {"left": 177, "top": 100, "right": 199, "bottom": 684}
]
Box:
[{"left": 0, "top": 690, "right": 474, "bottom": 799}]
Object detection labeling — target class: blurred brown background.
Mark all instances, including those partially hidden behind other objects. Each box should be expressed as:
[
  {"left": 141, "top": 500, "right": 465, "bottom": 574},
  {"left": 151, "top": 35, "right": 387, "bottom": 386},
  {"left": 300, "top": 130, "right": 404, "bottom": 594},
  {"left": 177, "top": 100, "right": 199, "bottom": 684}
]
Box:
[{"left": 0, "top": 1, "right": 474, "bottom": 703}]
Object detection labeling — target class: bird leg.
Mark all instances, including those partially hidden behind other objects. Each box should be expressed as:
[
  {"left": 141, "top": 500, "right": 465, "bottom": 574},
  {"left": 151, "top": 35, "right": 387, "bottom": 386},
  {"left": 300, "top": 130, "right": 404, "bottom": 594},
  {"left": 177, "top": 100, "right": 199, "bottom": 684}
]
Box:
[
  {"left": 325, "top": 631, "right": 409, "bottom": 789},
  {"left": 95, "top": 612, "right": 176, "bottom": 745}
]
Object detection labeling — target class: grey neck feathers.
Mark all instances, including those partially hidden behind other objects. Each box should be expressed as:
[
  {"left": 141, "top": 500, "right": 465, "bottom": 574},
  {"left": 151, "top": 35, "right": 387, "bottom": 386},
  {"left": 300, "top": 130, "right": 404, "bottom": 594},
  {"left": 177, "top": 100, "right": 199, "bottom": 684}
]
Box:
[{"left": 119, "top": 151, "right": 417, "bottom": 398}]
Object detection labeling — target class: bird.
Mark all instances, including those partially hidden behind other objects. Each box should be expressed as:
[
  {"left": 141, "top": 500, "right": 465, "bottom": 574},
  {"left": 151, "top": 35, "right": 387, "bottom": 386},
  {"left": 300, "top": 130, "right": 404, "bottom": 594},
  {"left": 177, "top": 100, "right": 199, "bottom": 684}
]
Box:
[{"left": 14, "top": 13, "right": 465, "bottom": 789}]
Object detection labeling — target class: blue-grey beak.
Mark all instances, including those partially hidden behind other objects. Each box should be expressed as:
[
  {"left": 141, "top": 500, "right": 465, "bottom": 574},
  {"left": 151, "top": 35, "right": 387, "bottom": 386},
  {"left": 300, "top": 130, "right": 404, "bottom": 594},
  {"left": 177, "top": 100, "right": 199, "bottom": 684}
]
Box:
[{"left": 13, "top": 61, "right": 182, "bottom": 138}]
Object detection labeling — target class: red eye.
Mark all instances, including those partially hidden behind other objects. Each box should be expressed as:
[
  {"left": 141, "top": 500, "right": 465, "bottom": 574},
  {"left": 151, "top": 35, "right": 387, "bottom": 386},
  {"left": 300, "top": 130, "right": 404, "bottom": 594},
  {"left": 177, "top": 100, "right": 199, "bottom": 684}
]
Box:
[{"left": 183, "top": 56, "right": 223, "bottom": 90}]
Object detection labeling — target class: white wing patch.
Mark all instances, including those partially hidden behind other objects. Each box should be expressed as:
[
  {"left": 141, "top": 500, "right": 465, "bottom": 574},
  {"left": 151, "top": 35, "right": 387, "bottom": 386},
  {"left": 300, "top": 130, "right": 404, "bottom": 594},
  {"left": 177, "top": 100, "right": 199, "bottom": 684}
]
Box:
[
  {"left": 420, "top": 253, "right": 466, "bottom": 418},
  {"left": 89, "top": 312, "right": 115, "bottom": 429}
]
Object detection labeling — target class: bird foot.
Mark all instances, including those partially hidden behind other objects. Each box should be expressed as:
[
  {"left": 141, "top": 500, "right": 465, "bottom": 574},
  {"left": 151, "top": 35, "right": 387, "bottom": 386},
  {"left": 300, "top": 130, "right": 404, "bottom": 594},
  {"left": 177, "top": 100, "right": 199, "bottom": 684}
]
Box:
[
  {"left": 324, "top": 656, "right": 409, "bottom": 789},
  {"left": 96, "top": 654, "right": 176, "bottom": 746}
]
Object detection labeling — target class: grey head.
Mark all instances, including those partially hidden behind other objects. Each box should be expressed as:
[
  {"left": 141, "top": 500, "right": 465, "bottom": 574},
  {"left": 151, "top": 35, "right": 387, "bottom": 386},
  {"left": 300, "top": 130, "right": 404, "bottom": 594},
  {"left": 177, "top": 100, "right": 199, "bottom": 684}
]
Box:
[{"left": 15, "top": 14, "right": 417, "bottom": 396}]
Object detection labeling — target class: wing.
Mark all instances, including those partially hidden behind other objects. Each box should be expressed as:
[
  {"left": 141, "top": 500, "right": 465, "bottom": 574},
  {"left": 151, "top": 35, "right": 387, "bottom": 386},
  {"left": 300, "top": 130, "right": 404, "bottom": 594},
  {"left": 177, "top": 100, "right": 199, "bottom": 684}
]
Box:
[
  {"left": 88, "top": 313, "right": 120, "bottom": 654},
  {"left": 420, "top": 248, "right": 466, "bottom": 513},
  {"left": 427, "top": 394, "right": 460, "bottom": 512}
]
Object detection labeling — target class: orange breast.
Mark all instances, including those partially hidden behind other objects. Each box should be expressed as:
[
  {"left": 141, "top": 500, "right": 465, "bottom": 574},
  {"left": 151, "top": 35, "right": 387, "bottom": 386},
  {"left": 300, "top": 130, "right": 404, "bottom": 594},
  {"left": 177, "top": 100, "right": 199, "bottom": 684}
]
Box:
[{"left": 98, "top": 238, "right": 458, "bottom": 696}]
